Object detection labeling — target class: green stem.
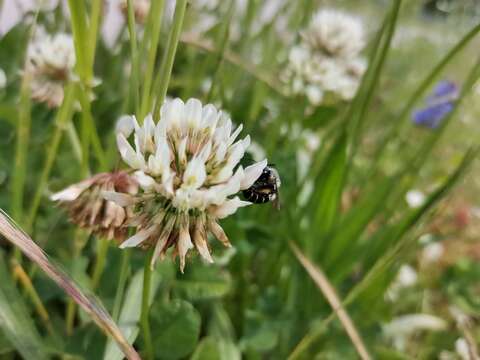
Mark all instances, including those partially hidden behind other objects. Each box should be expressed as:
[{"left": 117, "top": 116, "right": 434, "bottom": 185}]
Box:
[
  {"left": 77, "top": 89, "right": 108, "bottom": 171},
  {"left": 66, "top": 121, "right": 83, "bottom": 162},
  {"left": 112, "top": 249, "right": 131, "bottom": 321},
  {"left": 25, "top": 84, "right": 76, "bottom": 232},
  {"left": 87, "top": 0, "right": 102, "bottom": 70},
  {"left": 91, "top": 238, "right": 110, "bottom": 290},
  {"left": 205, "top": 0, "right": 235, "bottom": 103},
  {"left": 139, "top": 0, "right": 165, "bottom": 120},
  {"left": 11, "top": 74, "right": 31, "bottom": 228},
  {"left": 153, "top": 0, "right": 187, "bottom": 120},
  {"left": 140, "top": 249, "right": 154, "bottom": 360},
  {"left": 126, "top": 0, "right": 141, "bottom": 116}
]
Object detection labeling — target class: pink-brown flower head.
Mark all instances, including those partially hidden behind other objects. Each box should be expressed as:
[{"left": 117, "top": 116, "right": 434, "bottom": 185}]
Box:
[
  {"left": 119, "top": 0, "right": 150, "bottom": 24},
  {"left": 50, "top": 171, "right": 138, "bottom": 241},
  {"left": 110, "top": 97, "right": 267, "bottom": 271}
]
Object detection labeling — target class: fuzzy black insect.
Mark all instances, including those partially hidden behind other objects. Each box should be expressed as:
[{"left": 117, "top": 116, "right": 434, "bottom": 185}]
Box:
[{"left": 242, "top": 165, "right": 281, "bottom": 208}]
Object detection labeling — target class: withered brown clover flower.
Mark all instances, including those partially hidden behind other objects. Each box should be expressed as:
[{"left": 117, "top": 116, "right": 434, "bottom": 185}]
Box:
[{"left": 50, "top": 171, "right": 138, "bottom": 241}]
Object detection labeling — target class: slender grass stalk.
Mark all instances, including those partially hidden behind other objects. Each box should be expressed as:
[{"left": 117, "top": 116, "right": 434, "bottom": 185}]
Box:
[
  {"left": 153, "top": 0, "right": 188, "bottom": 120},
  {"left": 140, "top": 248, "right": 155, "bottom": 360},
  {"left": 289, "top": 243, "right": 371, "bottom": 360},
  {"left": 11, "top": 74, "right": 31, "bottom": 228},
  {"left": 112, "top": 249, "right": 131, "bottom": 321},
  {"left": 139, "top": 0, "right": 165, "bottom": 120},
  {"left": 87, "top": 0, "right": 102, "bottom": 70},
  {"left": 67, "top": 0, "right": 90, "bottom": 83},
  {"left": 11, "top": 260, "right": 54, "bottom": 336},
  {"left": 24, "top": 84, "right": 76, "bottom": 232},
  {"left": 66, "top": 121, "right": 83, "bottom": 162},
  {"left": 180, "top": 35, "right": 286, "bottom": 96},
  {"left": 126, "top": 0, "right": 141, "bottom": 116},
  {"left": 77, "top": 89, "right": 108, "bottom": 170},
  {"left": 91, "top": 238, "right": 110, "bottom": 290},
  {"left": 206, "top": 0, "right": 235, "bottom": 103},
  {"left": 349, "top": 0, "right": 401, "bottom": 152}
]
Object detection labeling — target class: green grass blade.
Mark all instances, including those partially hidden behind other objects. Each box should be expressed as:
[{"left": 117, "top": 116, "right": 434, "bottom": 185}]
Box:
[
  {"left": 153, "top": 0, "right": 188, "bottom": 120},
  {"left": 139, "top": 0, "right": 165, "bottom": 120},
  {"left": 306, "top": 131, "right": 348, "bottom": 256},
  {"left": 0, "top": 252, "right": 48, "bottom": 360},
  {"left": 349, "top": 0, "right": 402, "bottom": 151},
  {"left": 103, "top": 269, "right": 161, "bottom": 360},
  {"left": 126, "top": 0, "right": 141, "bottom": 117}
]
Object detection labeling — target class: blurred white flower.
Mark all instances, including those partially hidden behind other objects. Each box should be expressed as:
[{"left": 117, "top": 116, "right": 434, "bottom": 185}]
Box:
[
  {"left": 405, "top": 189, "right": 425, "bottom": 208},
  {"left": 383, "top": 314, "right": 447, "bottom": 351},
  {"left": 386, "top": 264, "right": 417, "bottom": 300},
  {"left": 455, "top": 338, "right": 472, "bottom": 360},
  {"left": 283, "top": 9, "right": 367, "bottom": 105},
  {"left": 303, "top": 9, "right": 365, "bottom": 58},
  {"left": 421, "top": 241, "right": 444, "bottom": 263},
  {"left": 109, "top": 98, "right": 267, "bottom": 271},
  {"left": 0, "top": 68, "right": 6, "bottom": 89},
  {"left": 25, "top": 32, "right": 75, "bottom": 107}
]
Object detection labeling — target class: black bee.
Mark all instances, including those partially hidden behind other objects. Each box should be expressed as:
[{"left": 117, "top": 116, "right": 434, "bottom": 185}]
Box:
[{"left": 243, "top": 165, "right": 281, "bottom": 209}]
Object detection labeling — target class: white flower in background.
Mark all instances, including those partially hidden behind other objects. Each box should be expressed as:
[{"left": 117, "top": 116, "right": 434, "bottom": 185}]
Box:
[
  {"left": 0, "top": 68, "right": 6, "bottom": 89},
  {"left": 25, "top": 32, "right": 75, "bottom": 107},
  {"left": 405, "top": 189, "right": 425, "bottom": 208},
  {"left": 386, "top": 264, "right": 418, "bottom": 301},
  {"left": 421, "top": 241, "right": 444, "bottom": 263},
  {"left": 303, "top": 10, "right": 365, "bottom": 58},
  {"left": 383, "top": 314, "right": 447, "bottom": 351},
  {"left": 107, "top": 98, "right": 267, "bottom": 271},
  {"left": 283, "top": 9, "right": 367, "bottom": 105}
]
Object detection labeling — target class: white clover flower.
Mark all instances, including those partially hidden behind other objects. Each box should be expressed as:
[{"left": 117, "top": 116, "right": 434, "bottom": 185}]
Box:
[
  {"left": 405, "top": 189, "right": 426, "bottom": 208},
  {"left": 303, "top": 9, "right": 365, "bottom": 58},
  {"left": 108, "top": 98, "right": 267, "bottom": 271},
  {"left": 383, "top": 314, "right": 447, "bottom": 351},
  {"left": 25, "top": 32, "right": 75, "bottom": 107},
  {"left": 0, "top": 68, "right": 6, "bottom": 89},
  {"left": 283, "top": 9, "right": 367, "bottom": 105}
]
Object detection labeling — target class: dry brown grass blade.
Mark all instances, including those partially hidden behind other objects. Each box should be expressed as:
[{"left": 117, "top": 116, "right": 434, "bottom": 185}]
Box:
[
  {"left": 289, "top": 241, "right": 371, "bottom": 360},
  {"left": 0, "top": 210, "right": 141, "bottom": 360}
]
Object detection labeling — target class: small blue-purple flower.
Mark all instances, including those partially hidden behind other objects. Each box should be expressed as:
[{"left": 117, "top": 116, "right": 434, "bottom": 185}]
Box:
[{"left": 412, "top": 80, "right": 459, "bottom": 129}]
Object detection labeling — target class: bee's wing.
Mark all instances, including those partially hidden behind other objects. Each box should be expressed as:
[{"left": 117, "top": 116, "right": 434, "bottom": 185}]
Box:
[{"left": 272, "top": 194, "right": 281, "bottom": 210}]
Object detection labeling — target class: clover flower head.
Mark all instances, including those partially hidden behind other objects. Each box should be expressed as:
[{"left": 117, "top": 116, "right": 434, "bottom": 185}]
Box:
[
  {"left": 51, "top": 171, "right": 139, "bottom": 241},
  {"left": 25, "top": 32, "right": 76, "bottom": 107},
  {"left": 283, "top": 9, "right": 367, "bottom": 105},
  {"left": 303, "top": 9, "right": 365, "bottom": 58},
  {"left": 109, "top": 98, "right": 267, "bottom": 271}
]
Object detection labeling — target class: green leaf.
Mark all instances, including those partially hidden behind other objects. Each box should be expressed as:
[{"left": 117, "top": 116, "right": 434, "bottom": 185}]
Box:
[
  {"left": 323, "top": 176, "right": 396, "bottom": 272},
  {"left": 150, "top": 299, "right": 201, "bottom": 360},
  {"left": 191, "top": 337, "right": 241, "bottom": 360},
  {"left": 103, "top": 269, "right": 162, "bottom": 360},
  {"left": 0, "top": 252, "right": 48, "bottom": 360},
  {"left": 305, "top": 131, "right": 348, "bottom": 257},
  {"left": 175, "top": 265, "right": 231, "bottom": 300}
]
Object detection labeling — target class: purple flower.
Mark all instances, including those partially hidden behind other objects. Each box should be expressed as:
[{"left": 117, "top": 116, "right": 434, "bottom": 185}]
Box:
[{"left": 412, "top": 80, "right": 459, "bottom": 129}]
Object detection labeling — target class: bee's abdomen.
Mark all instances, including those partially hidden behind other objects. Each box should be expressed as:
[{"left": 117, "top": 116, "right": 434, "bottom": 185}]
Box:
[{"left": 242, "top": 189, "right": 271, "bottom": 204}]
